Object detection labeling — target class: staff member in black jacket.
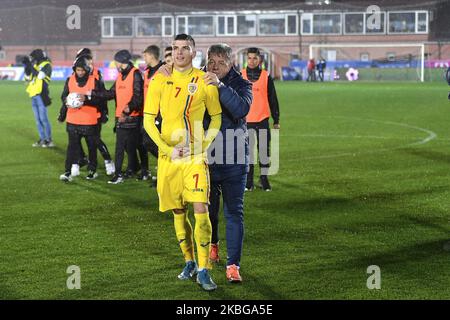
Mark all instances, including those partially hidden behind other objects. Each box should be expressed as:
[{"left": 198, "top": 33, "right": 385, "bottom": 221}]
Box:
[{"left": 90, "top": 50, "right": 144, "bottom": 184}]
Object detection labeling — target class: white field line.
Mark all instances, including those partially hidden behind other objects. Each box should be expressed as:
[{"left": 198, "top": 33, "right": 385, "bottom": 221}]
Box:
[{"left": 283, "top": 116, "right": 437, "bottom": 160}]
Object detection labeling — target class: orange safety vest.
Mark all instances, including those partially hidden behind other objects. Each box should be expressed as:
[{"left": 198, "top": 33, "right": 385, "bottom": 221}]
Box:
[
  {"left": 115, "top": 67, "right": 141, "bottom": 118},
  {"left": 143, "top": 68, "right": 158, "bottom": 104},
  {"left": 92, "top": 67, "right": 100, "bottom": 81},
  {"left": 242, "top": 69, "right": 270, "bottom": 123},
  {"left": 67, "top": 74, "right": 98, "bottom": 126}
]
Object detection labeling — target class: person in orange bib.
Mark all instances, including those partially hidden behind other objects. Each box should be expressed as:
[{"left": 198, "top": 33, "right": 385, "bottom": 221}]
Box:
[
  {"left": 74, "top": 48, "right": 115, "bottom": 177},
  {"left": 58, "top": 57, "right": 105, "bottom": 182},
  {"left": 91, "top": 50, "right": 144, "bottom": 184},
  {"left": 241, "top": 47, "right": 280, "bottom": 191}
]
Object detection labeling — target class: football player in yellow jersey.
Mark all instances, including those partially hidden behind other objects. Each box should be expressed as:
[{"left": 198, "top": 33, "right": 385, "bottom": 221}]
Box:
[{"left": 143, "top": 34, "right": 222, "bottom": 291}]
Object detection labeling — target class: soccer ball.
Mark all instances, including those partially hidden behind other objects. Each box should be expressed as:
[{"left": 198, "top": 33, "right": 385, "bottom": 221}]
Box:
[{"left": 66, "top": 92, "right": 84, "bottom": 109}]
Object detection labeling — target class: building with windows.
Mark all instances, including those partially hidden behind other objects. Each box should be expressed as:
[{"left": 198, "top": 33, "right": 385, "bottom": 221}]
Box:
[{"left": 1, "top": 0, "right": 449, "bottom": 78}]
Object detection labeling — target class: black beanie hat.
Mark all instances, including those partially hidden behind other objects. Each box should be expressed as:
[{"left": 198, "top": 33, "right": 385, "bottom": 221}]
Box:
[
  {"left": 72, "top": 56, "right": 92, "bottom": 74},
  {"left": 76, "top": 48, "right": 93, "bottom": 60},
  {"left": 114, "top": 50, "right": 132, "bottom": 64},
  {"left": 30, "top": 49, "right": 45, "bottom": 62}
]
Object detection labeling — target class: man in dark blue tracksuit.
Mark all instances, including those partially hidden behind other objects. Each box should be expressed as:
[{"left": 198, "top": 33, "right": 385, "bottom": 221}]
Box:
[{"left": 203, "top": 44, "right": 253, "bottom": 283}]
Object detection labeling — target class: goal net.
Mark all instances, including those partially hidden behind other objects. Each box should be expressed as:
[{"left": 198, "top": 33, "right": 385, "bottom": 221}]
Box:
[{"left": 309, "top": 43, "right": 425, "bottom": 82}]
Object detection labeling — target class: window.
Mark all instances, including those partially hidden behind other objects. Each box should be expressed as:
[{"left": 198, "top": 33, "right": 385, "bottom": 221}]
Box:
[
  {"left": 163, "top": 16, "right": 174, "bottom": 36},
  {"left": 217, "top": 15, "right": 236, "bottom": 35},
  {"left": 102, "top": 16, "right": 134, "bottom": 37},
  {"left": 313, "top": 14, "right": 341, "bottom": 34},
  {"left": 366, "top": 12, "right": 385, "bottom": 34},
  {"left": 177, "top": 16, "right": 187, "bottom": 34},
  {"left": 113, "top": 17, "right": 133, "bottom": 37},
  {"left": 188, "top": 16, "right": 214, "bottom": 35},
  {"left": 388, "top": 12, "right": 415, "bottom": 33},
  {"left": 301, "top": 13, "right": 312, "bottom": 35},
  {"left": 136, "top": 17, "right": 161, "bottom": 36},
  {"left": 417, "top": 11, "right": 428, "bottom": 33},
  {"left": 286, "top": 14, "right": 298, "bottom": 35},
  {"left": 102, "top": 17, "right": 112, "bottom": 37},
  {"left": 259, "top": 14, "right": 285, "bottom": 35},
  {"left": 237, "top": 15, "right": 256, "bottom": 35},
  {"left": 344, "top": 13, "right": 364, "bottom": 34}
]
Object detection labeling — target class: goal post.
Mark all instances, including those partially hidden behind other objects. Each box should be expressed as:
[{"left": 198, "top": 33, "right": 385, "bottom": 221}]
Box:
[{"left": 309, "top": 43, "right": 425, "bottom": 82}]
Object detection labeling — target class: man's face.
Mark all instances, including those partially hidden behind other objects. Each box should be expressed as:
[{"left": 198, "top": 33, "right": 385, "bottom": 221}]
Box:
[
  {"left": 115, "top": 61, "right": 128, "bottom": 71},
  {"left": 75, "top": 67, "right": 86, "bottom": 78},
  {"left": 165, "top": 55, "right": 173, "bottom": 66},
  {"left": 172, "top": 40, "right": 195, "bottom": 69},
  {"left": 247, "top": 53, "right": 260, "bottom": 69},
  {"left": 143, "top": 52, "right": 153, "bottom": 65},
  {"left": 207, "top": 54, "right": 231, "bottom": 80}
]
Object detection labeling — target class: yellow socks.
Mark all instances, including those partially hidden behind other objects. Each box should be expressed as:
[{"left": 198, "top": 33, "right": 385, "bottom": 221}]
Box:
[
  {"left": 173, "top": 211, "right": 194, "bottom": 262},
  {"left": 194, "top": 212, "right": 212, "bottom": 270}
]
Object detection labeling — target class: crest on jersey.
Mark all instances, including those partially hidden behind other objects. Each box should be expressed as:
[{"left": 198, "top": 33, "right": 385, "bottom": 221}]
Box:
[{"left": 187, "top": 83, "right": 198, "bottom": 95}]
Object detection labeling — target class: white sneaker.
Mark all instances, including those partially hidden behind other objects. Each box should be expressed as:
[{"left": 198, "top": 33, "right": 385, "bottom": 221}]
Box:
[
  {"left": 105, "top": 160, "right": 115, "bottom": 176},
  {"left": 71, "top": 164, "right": 80, "bottom": 177},
  {"left": 59, "top": 172, "right": 72, "bottom": 182}
]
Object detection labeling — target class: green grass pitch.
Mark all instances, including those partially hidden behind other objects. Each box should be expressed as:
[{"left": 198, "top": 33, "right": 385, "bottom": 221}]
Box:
[{"left": 1, "top": 80, "right": 450, "bottom": 299}]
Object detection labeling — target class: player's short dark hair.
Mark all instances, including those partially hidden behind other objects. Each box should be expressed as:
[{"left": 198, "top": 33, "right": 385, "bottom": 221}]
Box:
[
  {"left": 207, "top": 44, "right": 232, "bottom": 63},
  {"left": 143, "top": 45, "right": 160, "bottom": 59},
  {"left": 247, "top": 47, "right": 261, "bottom": 56},
  {"left": 165, "top": 46, "right": 173, "bottom": 52},
  {"left": 174, "top": 34, "right": 195, "bottom": 48}
]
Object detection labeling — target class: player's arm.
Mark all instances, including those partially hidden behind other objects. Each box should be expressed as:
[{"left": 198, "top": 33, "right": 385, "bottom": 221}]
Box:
[
  {"left": 58, "top": 78, "right": 70, "bottom": 122},
  {"left": 268, "top": 75, "right": 280, "bottom": 127},
  {"left": 143, "top": 76, "right": 174, "bottom": 157},
  {"left": 203, "top": 84, "right": 222, "bottom": 151},
  {"left": 91, "top": 81, "right": 116, "bottom": 100}
]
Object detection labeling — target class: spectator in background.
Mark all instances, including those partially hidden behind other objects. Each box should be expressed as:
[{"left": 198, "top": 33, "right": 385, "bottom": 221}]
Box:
[
  {"left": 306, "top": 58, "right": 316, "bottom": 82},
  {"left": 317, "top": 57, "right": 326, "bottom": 82}
]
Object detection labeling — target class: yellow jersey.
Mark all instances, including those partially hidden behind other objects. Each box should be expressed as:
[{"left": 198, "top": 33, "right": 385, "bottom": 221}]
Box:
[{"left": 144, "top": 67, "right": 221, "bottom": 152}]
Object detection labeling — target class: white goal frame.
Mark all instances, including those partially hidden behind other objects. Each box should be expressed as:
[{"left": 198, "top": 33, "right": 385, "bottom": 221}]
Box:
[{"left": 309, "top": 43, "right": 425, "bottom": 82}]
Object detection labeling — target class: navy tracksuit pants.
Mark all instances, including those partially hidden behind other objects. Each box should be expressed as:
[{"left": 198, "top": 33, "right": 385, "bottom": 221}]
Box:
[{"left": 209, "top": 167, "right": 246, "bottom": 267}]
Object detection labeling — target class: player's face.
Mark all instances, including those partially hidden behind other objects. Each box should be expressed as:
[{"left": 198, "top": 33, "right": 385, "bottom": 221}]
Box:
[
  {"left": 75, "top": 67, "right": 86, "bottom": 78},
  {"left": 172, "top": 40, "right": 195, "bottom": 69},
  {"left": 143, "top": 52, "right": 152, "bottom": 65},
  {"left": 247, "top": 53, "right": 260, "bottom": 69},
  {"left": 207, "top": 54, "right": 231, "bottom": 80},
  {"left": 115, "top": 61, "right": 128, "bottom": 71}
]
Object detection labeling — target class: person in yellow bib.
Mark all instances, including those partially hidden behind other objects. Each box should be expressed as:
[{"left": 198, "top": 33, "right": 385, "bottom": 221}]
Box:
[
  {"left": 23, "top": 49, "right": 54, "bottom": 148},
  {"left": 144, "top": 34, "right": 222, "bottom": 291}
]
